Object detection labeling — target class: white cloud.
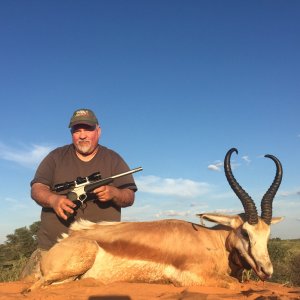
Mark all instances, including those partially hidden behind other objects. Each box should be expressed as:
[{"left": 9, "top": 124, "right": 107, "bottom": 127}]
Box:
[
  {"left": 230, "top": 162, "right": 240, "bottom": 169},
  {"left": 208, "top": 161, "right": 223, "bottom": 172},
  {"left": 210, "top": 191, "right": 235, "bottom": 200},
  {"left": 242, "top": 155, "right": 251, "bottom": 164},
  {"left": 279, "top": 188, "right": 300, "bottom": 197},
  {"left": 3, "top": 197, "right": 26, "bottom": 210},
  {"left": 208, "top": 159, "right": 242, "bottom": 172},
  {"left": 136, "top": 175, "right": 211, "bottom": 198},
  {"left": 0, "top": 142, "right": 54, "bottom": 168},
  {"left": 213, "top": 208, "right": 241, "bottom": 214},
  {"left": 155, "top": 209, "right": 191, "bottom": 218},
  {"left": 275, "top": 200, "right": 300, "bottom": 209}
]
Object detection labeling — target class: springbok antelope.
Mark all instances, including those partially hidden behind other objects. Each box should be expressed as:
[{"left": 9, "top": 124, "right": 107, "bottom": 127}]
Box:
[{"left": 26, "top": 148, "right": 283, "bottom": 292}]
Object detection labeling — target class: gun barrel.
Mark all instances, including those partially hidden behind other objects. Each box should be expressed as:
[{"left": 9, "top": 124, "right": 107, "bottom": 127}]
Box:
[
  {"left": 84, "top": 167, "right": 143, "bottom": 193},
  {"left": 110, "top": 167, "right": 143, "bottom": 179}
]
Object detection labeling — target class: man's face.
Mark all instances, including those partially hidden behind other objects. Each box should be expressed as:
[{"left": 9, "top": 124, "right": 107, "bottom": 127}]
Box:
[{"left": 71, "top": 124, "right": 101, "bottom": 155}]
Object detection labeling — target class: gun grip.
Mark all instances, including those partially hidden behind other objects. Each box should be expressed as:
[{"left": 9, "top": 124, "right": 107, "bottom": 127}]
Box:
[
  {"left": 64, "top": 210, "right": 73, "bottom": 219},
  {"left": 67, "top": 191, "right": 78, "bottom": 201},
  {"left": 64, "top": 192, "right": 79, "bottom": 219}
]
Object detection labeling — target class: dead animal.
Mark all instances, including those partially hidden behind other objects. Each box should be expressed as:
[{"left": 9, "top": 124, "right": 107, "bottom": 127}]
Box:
[{"left": 26, "top": 148, "right": 283, "bottom": 292}]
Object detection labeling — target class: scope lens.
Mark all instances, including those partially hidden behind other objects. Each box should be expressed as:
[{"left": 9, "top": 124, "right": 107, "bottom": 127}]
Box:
[
  {"left": 88, "top": 172, "right": 101, "bottom": 181},
  {"left": 53, "top": 181, "right": 75, "bottom": 192},
  {"left": 76, "top": 177, "right": 87, "bottom": 184}
]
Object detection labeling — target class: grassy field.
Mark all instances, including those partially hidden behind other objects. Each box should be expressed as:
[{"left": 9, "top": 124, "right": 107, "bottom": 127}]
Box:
[{"left": 268, "top": 238, "right": 300, "bottom": 286}]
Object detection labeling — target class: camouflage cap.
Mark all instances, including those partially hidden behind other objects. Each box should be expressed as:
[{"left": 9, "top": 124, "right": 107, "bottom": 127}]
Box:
[{"left": 68, "top": 109, "right": 99, "bottom": 128}]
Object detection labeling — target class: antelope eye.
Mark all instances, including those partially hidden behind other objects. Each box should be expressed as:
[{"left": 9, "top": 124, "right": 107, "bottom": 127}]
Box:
[{"left": 241, "top": 229, "right": 249, "bottom": 239}]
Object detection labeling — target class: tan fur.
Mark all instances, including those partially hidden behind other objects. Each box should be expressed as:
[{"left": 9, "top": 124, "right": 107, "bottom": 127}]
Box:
[{"left": 26, "top": 215, "right": 282, "bottom": 292}]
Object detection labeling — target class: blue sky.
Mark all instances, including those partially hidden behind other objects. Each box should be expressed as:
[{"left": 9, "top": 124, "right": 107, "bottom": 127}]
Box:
[{"left": 0, "top": 0, "right": 299, "bottom": 243}]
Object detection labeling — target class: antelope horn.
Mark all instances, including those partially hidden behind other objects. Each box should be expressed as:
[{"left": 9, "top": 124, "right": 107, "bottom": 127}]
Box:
[
  {"left": 224, "top": 148, "right": 258, "bottom": 225},
  {"left": 261, "top": 154, "right": 283, "bottom": 225}
]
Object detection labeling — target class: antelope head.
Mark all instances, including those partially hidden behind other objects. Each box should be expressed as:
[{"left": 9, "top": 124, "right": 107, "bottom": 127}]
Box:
[{"left": 200, "top": 148, "right": 283, "bottom": 281}]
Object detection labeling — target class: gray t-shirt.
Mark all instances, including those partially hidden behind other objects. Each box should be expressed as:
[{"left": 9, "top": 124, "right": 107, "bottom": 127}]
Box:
[{"left": 31, "top": 144, "right": 137, "bottom": 250}]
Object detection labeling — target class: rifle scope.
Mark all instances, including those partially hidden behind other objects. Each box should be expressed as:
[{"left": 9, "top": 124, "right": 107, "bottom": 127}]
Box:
[{"left": 53, "top": 172, "right": 102, "bottom": 192}]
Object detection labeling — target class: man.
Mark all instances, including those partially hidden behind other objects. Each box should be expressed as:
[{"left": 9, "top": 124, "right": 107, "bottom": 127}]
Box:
[{"left": 20, "top": 108, "right": 137, "bottom": 280}]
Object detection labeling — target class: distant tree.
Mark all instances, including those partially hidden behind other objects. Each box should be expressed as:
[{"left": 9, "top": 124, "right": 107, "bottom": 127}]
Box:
[
  {"left": 0, "top": 221, "right": 40, "bottom": 282},
  {"left": 0, "top": 244, "right": 7, "bottom": 265},
  {"left": 29, "top": 221, "right": 40, "bottom": 241},
  {"left": 0, "top": 221, "right": 40, "bottom": 262}
]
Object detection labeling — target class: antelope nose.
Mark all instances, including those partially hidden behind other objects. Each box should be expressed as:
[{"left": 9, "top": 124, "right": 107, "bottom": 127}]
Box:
[{"left": 261, "top": 264, "right": 273, "bottom": 278}]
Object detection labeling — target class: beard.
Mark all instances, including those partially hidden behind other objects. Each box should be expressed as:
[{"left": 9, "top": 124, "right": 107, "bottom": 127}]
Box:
[{"left": 75, "top": 140, "right": 94, "bottom": 155}]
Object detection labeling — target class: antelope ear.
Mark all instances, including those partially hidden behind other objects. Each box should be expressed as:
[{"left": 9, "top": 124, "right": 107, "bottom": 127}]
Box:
[
  {"left": 271, "top": 217, "right": 284, "bottom": 224},
  {"left": 197, "top": 213, "right": 242, "bottom": 228}
]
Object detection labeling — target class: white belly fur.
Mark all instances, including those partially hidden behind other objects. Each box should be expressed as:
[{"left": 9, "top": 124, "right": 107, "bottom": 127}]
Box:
[{"left": 82, "top": 247, "right": 204, "bottom": 286}]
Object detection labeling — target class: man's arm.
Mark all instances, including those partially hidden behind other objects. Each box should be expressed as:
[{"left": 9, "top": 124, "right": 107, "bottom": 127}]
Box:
[{"left": 31, "top": 183, "right": 76, "bottom": 220}]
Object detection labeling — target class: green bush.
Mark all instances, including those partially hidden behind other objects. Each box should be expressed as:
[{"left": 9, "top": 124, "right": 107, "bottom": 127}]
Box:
[
  {"left": 268, "top": 239, "right": 300, "bottom": 287},
  {"left": 0, "top": 221, "right": 39, "bottom": 282},
  {"left": 0, "top": 256, "right": 29, "bottom": 282},
  {"left": 290, "top": 252, "right": 300, "bottom": 286}
]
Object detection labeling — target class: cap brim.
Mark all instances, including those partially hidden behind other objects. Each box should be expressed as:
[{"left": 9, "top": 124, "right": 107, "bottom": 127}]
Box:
[{"left": 69, "top": 121, "right": 97, "bottom": 128}]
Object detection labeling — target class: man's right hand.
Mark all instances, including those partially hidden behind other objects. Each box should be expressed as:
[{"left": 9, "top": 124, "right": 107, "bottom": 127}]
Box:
[
  {"left": 31, "top": 183, "right": 77, "bottom": 220},
  {"left": 49, "top": 194, "right": 76, "bottom": 220}
]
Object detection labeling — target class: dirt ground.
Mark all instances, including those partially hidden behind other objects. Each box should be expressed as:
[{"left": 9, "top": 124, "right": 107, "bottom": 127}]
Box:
[{"left": 0, "top": 279, "right": 300, "bottom": 300}]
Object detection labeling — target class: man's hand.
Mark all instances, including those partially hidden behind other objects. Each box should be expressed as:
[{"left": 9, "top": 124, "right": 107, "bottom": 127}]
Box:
[
  {"left": 31, "top": 182, "right": 76, "bottom": 220},
  {"left": 93, "top": 185, "right": 119, "bottom": 202},
  {"left": 93, "top": 186, "right": 135, "bottom": 208},
  {"left": 49, "top": 194, "right": 77, "bottom": 220}
]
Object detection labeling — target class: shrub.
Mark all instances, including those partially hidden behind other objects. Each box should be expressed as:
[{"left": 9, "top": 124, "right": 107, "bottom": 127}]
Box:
[
  {"left": 0, "top": 256, "right": 29, "bottom": 282},
  {"left": 268, "top": 239, "right": 300, "bottom": 287},
  {"left": 290, "top": 252, "right": 300, "bottom": 286}
]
